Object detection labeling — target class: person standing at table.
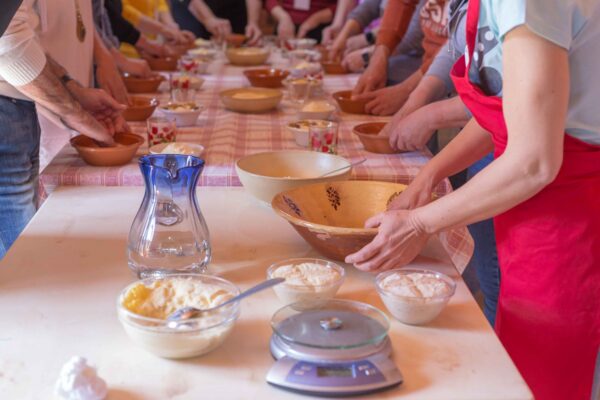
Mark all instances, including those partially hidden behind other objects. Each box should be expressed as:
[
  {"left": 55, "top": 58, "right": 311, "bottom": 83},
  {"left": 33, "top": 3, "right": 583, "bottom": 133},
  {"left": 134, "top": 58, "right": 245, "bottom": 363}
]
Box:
[
  {"left": 0, "top": 0, "right": 126, "bottom": 259},
  {"left": 266, "top": 0, "right": 338, "bottom": 42},
  {"left": 347, "top": 0, "right": 600, "bottom": 398},
  {"left": 169, "top": 0, "right": 262, "bottom": 44}
]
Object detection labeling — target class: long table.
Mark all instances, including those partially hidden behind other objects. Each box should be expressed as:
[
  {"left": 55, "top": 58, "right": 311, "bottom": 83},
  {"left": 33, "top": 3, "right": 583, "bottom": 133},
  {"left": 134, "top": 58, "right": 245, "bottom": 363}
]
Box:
[
  {"left": 38, "top": 53, "right": 474, "bottom": 272},
  {"left": 0, "top": 186, "right": 532, "bottom": 399}
]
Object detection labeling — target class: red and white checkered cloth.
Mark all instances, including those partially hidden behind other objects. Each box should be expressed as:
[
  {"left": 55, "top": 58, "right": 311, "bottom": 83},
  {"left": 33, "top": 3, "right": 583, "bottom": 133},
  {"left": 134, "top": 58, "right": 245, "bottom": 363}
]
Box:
[{"left": 40, "top": 56, "right": 473, "bottom": 271}]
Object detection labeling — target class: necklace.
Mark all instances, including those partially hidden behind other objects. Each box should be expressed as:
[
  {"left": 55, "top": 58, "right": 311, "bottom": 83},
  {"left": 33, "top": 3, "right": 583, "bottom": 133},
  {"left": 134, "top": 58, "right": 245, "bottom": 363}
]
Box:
[{"left": 74, "top": 0, "right": 87, "bottom": 42}]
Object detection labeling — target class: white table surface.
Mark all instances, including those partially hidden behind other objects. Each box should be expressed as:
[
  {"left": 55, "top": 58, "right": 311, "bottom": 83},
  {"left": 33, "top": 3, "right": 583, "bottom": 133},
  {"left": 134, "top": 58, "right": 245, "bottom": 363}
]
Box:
[{"left": 0, "top": 186, "right": 531, "bottom": 400}]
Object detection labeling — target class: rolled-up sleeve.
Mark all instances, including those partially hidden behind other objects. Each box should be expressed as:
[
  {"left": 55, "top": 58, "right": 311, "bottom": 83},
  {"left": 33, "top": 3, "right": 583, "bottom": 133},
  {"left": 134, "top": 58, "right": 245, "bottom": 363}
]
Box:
[{"left": 0, "top": 4, "right": 47, "bottom": 87}]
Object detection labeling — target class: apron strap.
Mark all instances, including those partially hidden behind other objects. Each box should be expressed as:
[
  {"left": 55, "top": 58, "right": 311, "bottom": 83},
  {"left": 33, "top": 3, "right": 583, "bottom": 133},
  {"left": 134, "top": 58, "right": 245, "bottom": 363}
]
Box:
[{"left": 465, "top": 0, "right": 480, "bottom": 71}]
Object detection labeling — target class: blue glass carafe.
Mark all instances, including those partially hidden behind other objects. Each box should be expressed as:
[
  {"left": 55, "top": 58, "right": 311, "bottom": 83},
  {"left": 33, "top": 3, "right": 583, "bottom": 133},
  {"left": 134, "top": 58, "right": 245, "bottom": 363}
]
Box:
[{"left": 127, "top": 154, "right": 211, "bottom": 277}]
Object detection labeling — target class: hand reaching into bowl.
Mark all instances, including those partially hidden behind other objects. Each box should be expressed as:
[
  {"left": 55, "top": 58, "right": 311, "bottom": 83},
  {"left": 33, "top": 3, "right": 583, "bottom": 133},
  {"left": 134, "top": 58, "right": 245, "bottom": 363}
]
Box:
[{"left": 245, "top": 22, "right": 262, "bottom": 45}]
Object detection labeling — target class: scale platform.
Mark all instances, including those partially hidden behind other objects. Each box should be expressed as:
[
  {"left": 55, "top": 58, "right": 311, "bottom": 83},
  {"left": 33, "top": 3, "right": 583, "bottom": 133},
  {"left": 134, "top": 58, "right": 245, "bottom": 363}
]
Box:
[{"left": 266, "top": 300, "right": 403, "bottom": 397}]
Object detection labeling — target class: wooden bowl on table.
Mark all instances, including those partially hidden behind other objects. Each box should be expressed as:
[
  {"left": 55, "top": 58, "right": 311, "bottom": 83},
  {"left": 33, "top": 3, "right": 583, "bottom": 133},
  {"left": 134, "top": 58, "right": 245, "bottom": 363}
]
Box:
[
  {"left": 123, "top": 75, "right": 164, "bottom": 93},
  {"left": 70, "top": 132, "right": 144, "bottom": 167},
  {"left": 243, "top": 68, "right": 290, "bottom": 88},
  {"left": 272, "top": 181, "right": 408, "bottom": 261},
  {"left": 226, "top": 33, "right": 247, "bottom": 47},
  {"left": 352, "top": 122, "right": 400, "bottom": 154},
  {"left": 321, "top": 60, "right": 347, "bottom": 75},
  {"left": 122, "top": 96, "right": 158, "bottom": 121},
  {"left": 220, "top": 87, "right": 282, "bottom": 113},
  {"left": 236, "top": 150, "right": 352, "bottom": 204},
  {"left": 333, "top": 90, "right": 369, "bottom": 114},
  {"left": 142, "top": 55, "right": 178, "bottom": 71},
  {"left": 225, "top": 47, "right": 270, "bottom": 66}
]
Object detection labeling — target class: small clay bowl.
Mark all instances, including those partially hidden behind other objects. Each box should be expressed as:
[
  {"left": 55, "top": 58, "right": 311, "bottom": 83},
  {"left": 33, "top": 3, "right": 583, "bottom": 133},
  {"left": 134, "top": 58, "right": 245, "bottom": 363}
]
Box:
[
  {"left": 243, "top": 68, "right": 290, "bottom": 88},
  {"left": 226, "top": 33, "right": 247, "bottom": 47},
  {"left": 123, "top": 75, "right": 164, "bottom": 93},
  {"left": 70, "top": 132, "right": 144, "bottom": 167},
  {"left": 352, "top": 122, "right": 399, "bottom": 154},
  {"left": 143, "top": 55, "right": 178, "bottom": 71},
  {"left": 333, "top": 90, "right": 369, "bottom": 114},
  {"left": 122, "top": 97, "right": 158, "bottom": 121},
  {"left": 321, "top": 60, "right": 347, "bottom": 75},
  {"left": 170, "top": 42, "right": 196, "bottom": 56}
]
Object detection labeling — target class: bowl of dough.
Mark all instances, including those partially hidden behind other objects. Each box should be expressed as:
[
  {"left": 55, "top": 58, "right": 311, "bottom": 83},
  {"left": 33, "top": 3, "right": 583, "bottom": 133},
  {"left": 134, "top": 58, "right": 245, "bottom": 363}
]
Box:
[
  {"left": 220, "top": 87, "right": 283, "bottom": 113},
  {"left": 225, "top": 47, "right": 270, "bottom": 66},
  {"left": 375, "top": 268, "right": 456, "bottom": 325},
  {"left": 267, "top": 258, "right": 345, "bottom": 308},
  {"left": 117, "top": 273, "right": 241, "bottom": 359}
]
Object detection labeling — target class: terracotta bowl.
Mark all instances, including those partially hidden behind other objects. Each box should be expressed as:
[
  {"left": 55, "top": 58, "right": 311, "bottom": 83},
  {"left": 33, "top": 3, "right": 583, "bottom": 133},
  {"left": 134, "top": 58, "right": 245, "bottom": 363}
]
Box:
[
  {"left": 225, "top": 47, "right": 270, "bottom": 66},
  {"left": 352, "top": 122, "right": 400, "bottom": 154},
  {"left": 170, "top": 42, "right": 196, "bottom": 56},
  {"left": 226, "top": 33, "right": 247, "bottom": 47},
  {"left": 236, "top": 150, "right": 352, "bottom": 204},
  {"left": 333, "top": 90, "right": 368, "bottom": 114},
  {"left": 122, "top": 97, "right": 158, "bottom": 121},
  {"left": 123, "top": 75, "right": 164, "bottom": 93},
  {"left": 143, "top": 55, "right": 179, "bottom": 71},
  {"left": 70, "top": 132, "right": 144, "bottom": 167},
  {"left": 220, "top": 87, "right": 282, "bottom": 113},
  {"left": 244, "top": 68, "right": 290, "bottom": 88},
  {"left": 321, "top": 61, "right": 347, "bottom": 75},
  {"left": 272, "top": 181, "right": 408, "bottom": 261}
]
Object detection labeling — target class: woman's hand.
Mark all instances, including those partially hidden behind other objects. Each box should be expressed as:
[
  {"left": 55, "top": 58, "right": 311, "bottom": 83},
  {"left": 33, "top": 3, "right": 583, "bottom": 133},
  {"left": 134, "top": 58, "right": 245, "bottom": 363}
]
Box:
[
  {"left": 352, "top": 45, "right": 389, "bottom": 95},
  {"left": 388, "top": 108, "right": 436, "bottom": 151},
  {"left": 387, "top": 173, "right": 436, "bottom": 211},
  {"left": 344, "top": 33, "right": 369, "bottom": 54},
  {"left": 345, "top": 210, "right": 430, "bottom": 272},
  {"left": 245, "top": 22, "right": 262, "bottom": 45},
  {"left": 276, "top": 14, "right": 295, "bottom": 41},
  {"left": 206, "top": 17, "right": 232, "bottom": 41},
  {"left": 341, "top": 49, "right": 367, "bottom": 73}
]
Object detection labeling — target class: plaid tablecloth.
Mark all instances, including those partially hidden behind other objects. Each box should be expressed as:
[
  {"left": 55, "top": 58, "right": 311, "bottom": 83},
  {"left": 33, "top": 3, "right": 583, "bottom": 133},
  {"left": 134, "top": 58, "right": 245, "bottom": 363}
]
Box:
[{"left": 40, "top": 53, "right": 474, "bottom": 271}]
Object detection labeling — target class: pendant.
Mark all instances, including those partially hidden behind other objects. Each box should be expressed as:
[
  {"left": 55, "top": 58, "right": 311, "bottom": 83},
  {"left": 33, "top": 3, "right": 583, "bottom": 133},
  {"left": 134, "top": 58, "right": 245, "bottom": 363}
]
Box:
[{"left": 76, "top": 17, "right": 86, "bottom": 42}]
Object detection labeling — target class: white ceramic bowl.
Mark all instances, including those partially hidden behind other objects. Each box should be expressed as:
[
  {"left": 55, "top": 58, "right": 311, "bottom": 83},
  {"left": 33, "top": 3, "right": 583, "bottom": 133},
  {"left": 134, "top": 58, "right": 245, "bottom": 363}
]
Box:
[
  {"left": 286, "top": 119, "right": 333, "bottom": 147},
  {"left": 375, "top": 268, "right": 456, "bottom": 325},
  {"left": 286, "top": 38, "right": 317, "bottom": 50},
  {"left": 117, "top": 274, "right": 240, "bottom": 359},
  {"left": 159, "top": 103, "right": 204, "bottom": 127},
  {"left": 297, "top": 100, "right": 336, "bottom": 120},
  {"left": 188, "top": 47, "right": 218, "bottom": 60},
  {"left": 235, "top": 150, "right": 352, "bottom": 204},
  {"left": 149, "top": 142, "right": 205, "bottom": 157},
  {"left": 267, "top": 258, "right": 345, "bottom": 307}
]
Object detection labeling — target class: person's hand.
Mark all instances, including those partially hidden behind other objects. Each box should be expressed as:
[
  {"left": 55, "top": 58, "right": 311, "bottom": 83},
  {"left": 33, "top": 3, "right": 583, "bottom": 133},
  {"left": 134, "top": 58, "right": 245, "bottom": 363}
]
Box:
[
  {"left": 387, "top": 107, "right": 436, "bottom": 151},
  {"left": 345, "top": 210, "right": 430, "bottom": 271},
  {"left": 361, "top": 82, "right": 412, "bottom": 116},
  {"left": 120, "top": 57, "right": 154, "bottom": 78},
  {"left": 276, "top": 15, "right": 295, "bottom": 41},
  {"left": 321, "top": 24, "right": 341, "bottom": 45},
  {"left": 353, "top": 45, "right": 389, "bottom": 95},
  {"left": 68, "top": 86, "right": 128, "bottom": 136},
  {"left": 245, "top": 22, "right": 262, "bottom": 45},
  {"left": 136, "top": 37, "right": 174, "bottom": 57},
  {"left": 341, "top": 49, "right": 367, "bottom": 73},
  {"left": 386, "top": 173, "right": 436, "bottom": 211},
  {"left": 95, "top": 58, "right": 130, "bottom": 105},
  {"left": 206, "top": 17, "right": 232, "bottom": 42},
  {"left": 329, "top": 34, "right": 347, "bottom": 61},
  {"left": 344, "top": 33, "right": 369, "bottom": 54},
  {"left": 180, "top": 30, "right": 196, "bottom": 43}
]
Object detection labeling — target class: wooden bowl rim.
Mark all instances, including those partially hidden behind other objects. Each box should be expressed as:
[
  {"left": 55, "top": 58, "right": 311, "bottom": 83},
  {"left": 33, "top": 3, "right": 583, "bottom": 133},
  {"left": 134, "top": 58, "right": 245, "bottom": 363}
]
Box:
[{"left": 70, "top": 132, "right": 144, "bottom": 152}]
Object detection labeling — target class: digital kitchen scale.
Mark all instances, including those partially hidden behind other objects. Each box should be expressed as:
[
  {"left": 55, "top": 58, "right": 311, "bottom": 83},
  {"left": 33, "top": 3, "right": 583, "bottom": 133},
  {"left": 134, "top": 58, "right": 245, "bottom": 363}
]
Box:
[{"left": 266, "top": 300, "right": 403, "bottom": 397}]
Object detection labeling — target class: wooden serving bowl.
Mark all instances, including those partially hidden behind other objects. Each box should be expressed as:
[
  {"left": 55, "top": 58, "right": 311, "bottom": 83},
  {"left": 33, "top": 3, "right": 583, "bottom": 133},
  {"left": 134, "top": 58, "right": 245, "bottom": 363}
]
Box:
[
  {"left": 236, "top": 150, "right": 352, "bottom": 204},
  {"left": 272, "top": 181, "right": 408, "bottom": 261},
  {"left": 70, "top": 132, "right": 144, "bottom": 167},
  {"left": 143, "top": 55, "right": 178, "bottom": 71},
  {"left": 333, "top": 90, "right": 369, "bottom": 114},
  {"left": 225, "top": 47, "right": 270, "bottom": 66},
  {"left": 243, "top": 68, "right": 290, "bottom": 88},
  {"left": 321, "top": 60, "right": 347, "bottom": 75},
  {"left": 220, "top": 87, "right": 282, "bottom": 113},
  {"left": 123, "top": 75, "right": 164, "bottom": 93},
  {"left": 352, "top": 122, "right": 400, "bottom": 154},
  {"left": 226, "top": 33, "right": 247, "bottom": 47},
  {"left": 122, "top": 96, "right": 158, "bottom": 121}
]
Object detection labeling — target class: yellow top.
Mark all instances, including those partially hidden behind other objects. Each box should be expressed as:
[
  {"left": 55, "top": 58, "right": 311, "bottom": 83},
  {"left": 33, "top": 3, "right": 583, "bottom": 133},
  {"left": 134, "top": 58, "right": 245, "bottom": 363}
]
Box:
[{"left": 121, "top": 0, "right": 170, "bottom": 26}]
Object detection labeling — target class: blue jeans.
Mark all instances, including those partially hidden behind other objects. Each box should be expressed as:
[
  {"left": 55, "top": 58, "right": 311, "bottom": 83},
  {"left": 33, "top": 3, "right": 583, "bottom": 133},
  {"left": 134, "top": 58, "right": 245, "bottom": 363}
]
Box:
[
  {"left": 0, "top": 95, "right": 40, "bottom": 259},
  {"left": 466, "top": 153, "right": 501, "bottom": 326}
]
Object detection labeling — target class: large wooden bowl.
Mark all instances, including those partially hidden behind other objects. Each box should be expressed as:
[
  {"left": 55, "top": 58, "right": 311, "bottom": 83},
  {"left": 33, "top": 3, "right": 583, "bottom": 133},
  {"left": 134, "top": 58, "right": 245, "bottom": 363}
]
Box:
[
  {"left": 272, "top": 181, "right": 408, "bottom": 261},
  {"left": 225, "top": 47, "right": 270, "bottom": 66},
  {"left": 123, "top": 75, "right": 164, "bottom": 93},
  {"left": 70, "top": 132, "right": 144, "bottom": 167},
  {"left": 220, "top": 88, "right": 282, "bottom": 113},
  {"left": 352, "top": 122, "right": 401, "bottom": 154},
  {"left": 122, "top": 96, "right": 158, "bottom": 121},
  {"left": 243, "top": 68, "right": 289, "bottom": 88},
  {"left": 333, "top": 90, "right": 369, "bottom": 114},
  {"left": 236, "top": 151, "right": 352, "bottom": 204}
]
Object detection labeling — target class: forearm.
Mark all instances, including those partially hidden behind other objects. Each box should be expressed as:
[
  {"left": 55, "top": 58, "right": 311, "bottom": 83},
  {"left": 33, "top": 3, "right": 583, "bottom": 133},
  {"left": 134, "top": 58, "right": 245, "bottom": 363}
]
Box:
[
  {"left": 400, "top": 75, "right": 447, "bottom": 116},
  {"left": 93, "top": 29, "right": 113, "bottom": 67},
  {"left": 340, "top": 20, "right": 362, "bottom": 40},
  {"left": 331, "top": 0, "right": 356, "bottom": 28},
  {"left": 427, "top": 97, "right": 470, "bottom": 132},
  {"left": 136, "top": 15, "right": 168, "bottom": 36},
  {"left": 188, "top": 0, "right": 217, "bottom": 25},
  {"left": 376, "top": 0, "right": 419, "bottom": 52},
  {"left": 246, "top": 0, "right": 261, "bottom": 26},
  {"left": 159, "top": 11, "right": 178, "bottom": 28},
  {"left": 270, "top": 6, "right": 292, "bottom": 23},
  {"left": 303, "top": 8, "right": 333, "bottom": 27}
]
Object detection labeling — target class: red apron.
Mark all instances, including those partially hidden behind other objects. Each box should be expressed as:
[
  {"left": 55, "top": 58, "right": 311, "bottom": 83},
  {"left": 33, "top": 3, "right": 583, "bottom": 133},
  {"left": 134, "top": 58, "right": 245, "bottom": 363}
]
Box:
[{"left": 451, "top": 1, "right": 600, "bottom": 398}]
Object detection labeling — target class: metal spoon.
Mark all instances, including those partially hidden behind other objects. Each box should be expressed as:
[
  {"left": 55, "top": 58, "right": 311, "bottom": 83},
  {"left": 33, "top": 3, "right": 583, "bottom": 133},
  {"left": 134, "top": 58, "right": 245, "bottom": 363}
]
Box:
[
  {"left": 318, "top": 158, "right": 367, "bottom": 178},
  {"left": 167, "top": 277, "right": 285, "bottom": 323}
]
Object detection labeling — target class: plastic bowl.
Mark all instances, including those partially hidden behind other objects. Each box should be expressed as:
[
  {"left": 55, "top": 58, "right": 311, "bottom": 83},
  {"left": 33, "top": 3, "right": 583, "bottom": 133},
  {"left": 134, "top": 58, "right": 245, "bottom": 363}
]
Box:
[
  {"left": 122, "top": 96, "right": 158, "bottom": 121},
  {"left": 70, "top": 132, "right": 144, "bottom": 166},
  {"left": 375, "top": 268, "right": 456, "bottom": 325},
  {"left": 267, "top": 258, "right": 345, "bottom": 307},
  {"left": 117, "top": 273, "right": 240, "bottom": 359}
]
